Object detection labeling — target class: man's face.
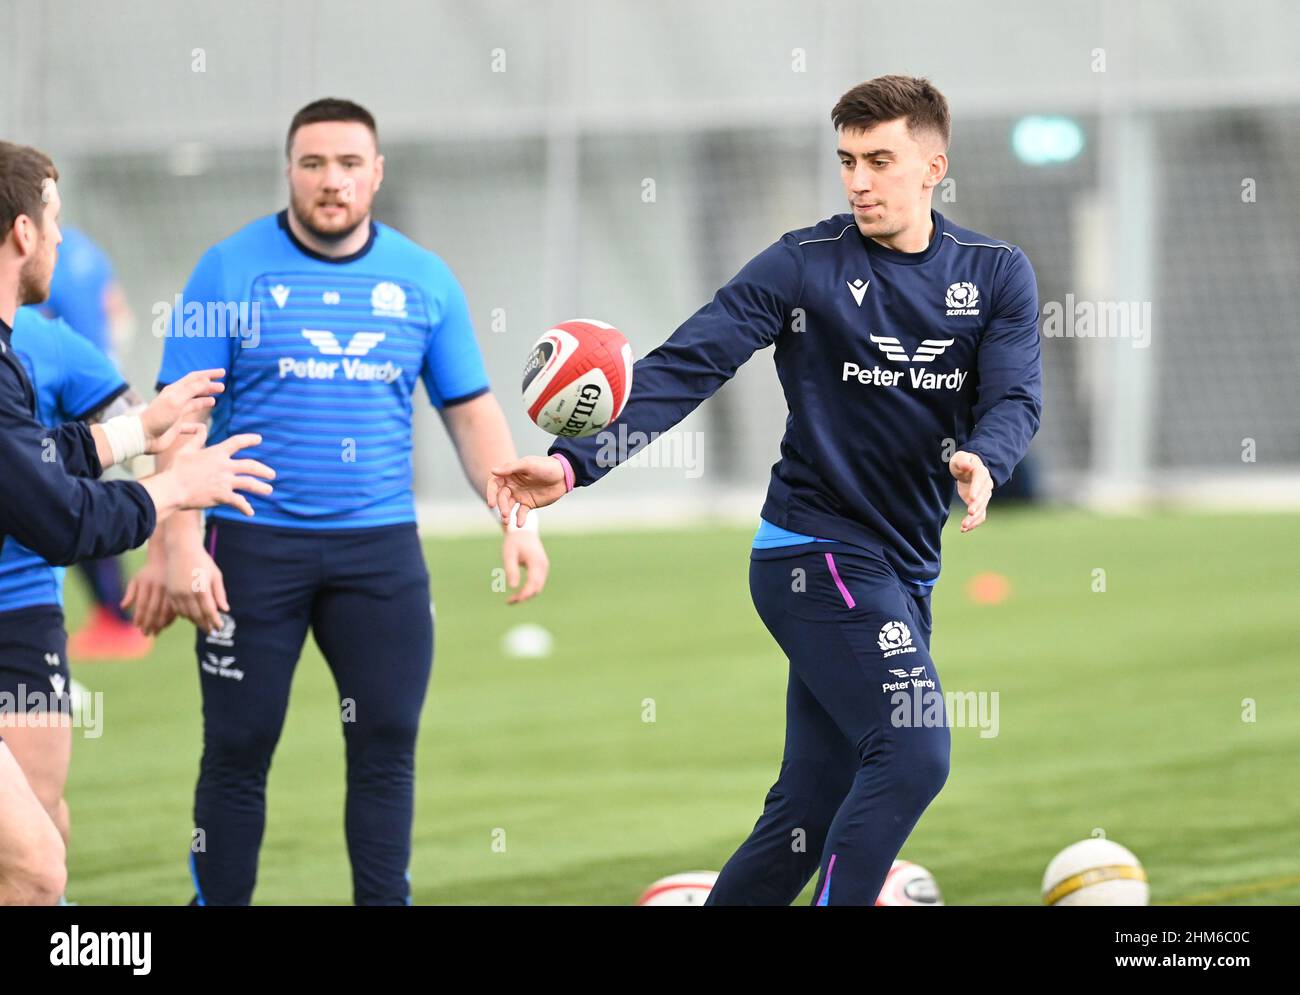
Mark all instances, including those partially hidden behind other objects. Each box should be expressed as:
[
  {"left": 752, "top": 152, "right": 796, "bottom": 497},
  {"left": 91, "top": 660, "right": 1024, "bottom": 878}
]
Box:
[
  {"left": 17, "top": 178, "right": 62, "bottom": 305},
  {"left": 286, "top": 121, "right": 383, "bottom": 242},
  {"left": 838, "top": 118, "right": 945, "bottom": 240}
]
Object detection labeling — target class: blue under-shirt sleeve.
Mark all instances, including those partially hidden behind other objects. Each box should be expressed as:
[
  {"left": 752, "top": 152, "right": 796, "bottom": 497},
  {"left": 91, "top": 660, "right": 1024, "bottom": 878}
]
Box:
[
  {"left": 54, "top": 319, "right": 128, "bottom": 420},
  {"left": 961, "top": 247, "right": 1043, "bottom": 488},
  {"left": 550, "top": 234, "right": 804, "bottom": 487},
  {"left": 157, "top": 246, "right": 235, "bottom": 389},
  {"left": 419, "top": 264, "right": 491, "bottom": 409}
]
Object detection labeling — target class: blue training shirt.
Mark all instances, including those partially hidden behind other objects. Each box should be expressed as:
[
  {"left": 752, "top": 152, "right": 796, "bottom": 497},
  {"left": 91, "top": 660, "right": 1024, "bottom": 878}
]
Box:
[
  {"left": 156, "top": 211, "right": 491, "bottom": 529},
  {"left": 42, "top": 226, "right": 117, "bottom": 356},
  {"left": 552, "top": 209, "right": 1042, "bottom": 586},
  {"left": 0, "top": 310, "right": 129, "bottom": 611}
]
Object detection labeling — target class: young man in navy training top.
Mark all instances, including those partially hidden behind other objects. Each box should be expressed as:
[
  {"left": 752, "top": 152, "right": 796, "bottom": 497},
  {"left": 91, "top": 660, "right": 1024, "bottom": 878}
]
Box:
[
  {"left": 127, "top": 99, "right": 550, "bottom": 906},
  {"left": 488, "top": 76, "right": 1042, "bottom": 906},
  {"left": 0, "top": 140, "right": 276, "bottom": 904}
]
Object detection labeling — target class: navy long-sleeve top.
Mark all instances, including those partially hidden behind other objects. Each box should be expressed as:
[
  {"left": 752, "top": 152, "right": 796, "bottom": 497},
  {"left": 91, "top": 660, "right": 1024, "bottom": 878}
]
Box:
[
  {"left": 0, "top": 316, "right": 155, "bottom": 566},
  {"left": 551, "top": 210, "right": 1043, "bottom": 586}
]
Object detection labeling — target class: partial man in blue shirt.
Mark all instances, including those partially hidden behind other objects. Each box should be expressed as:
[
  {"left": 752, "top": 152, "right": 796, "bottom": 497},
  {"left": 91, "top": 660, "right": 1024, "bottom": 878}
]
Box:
[
  {"left": 36, "top": 225, "right": 151, "bottom": 660},
  {"left": 41, "top": 225, "right": 123, "bottom": 358},
  {"left": 0, "top": 141, "right": 275, "bottom": 905},
  {"left": 488, "top": 76, "right": 1043, "bottom": 906},
  {"left": 126, "top": 98, "right": 550, "bottom": 906},
  {"left": 0, "top": 308, "right": 133, "bottom": 871}
]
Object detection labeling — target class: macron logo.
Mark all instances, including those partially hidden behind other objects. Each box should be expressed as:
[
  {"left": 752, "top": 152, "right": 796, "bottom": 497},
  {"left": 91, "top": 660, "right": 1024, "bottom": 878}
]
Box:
[
  {"left": 270, "top": 284, "right": 290, "bottom": 308},
  {"left": 302, "top": 330, "right": 386, "bottom": 357},
  {"left": 847, "top": 278, "right": 870, "bottom": 306}
]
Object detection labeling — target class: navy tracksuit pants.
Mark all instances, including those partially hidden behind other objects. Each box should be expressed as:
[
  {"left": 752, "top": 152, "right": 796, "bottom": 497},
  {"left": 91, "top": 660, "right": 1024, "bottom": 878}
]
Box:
[
  {"left": 706, "top": 546, "right": 950, "bottom": 906},
  {"left": 189, "top": 519, "right": 433, "bottom": 906}
]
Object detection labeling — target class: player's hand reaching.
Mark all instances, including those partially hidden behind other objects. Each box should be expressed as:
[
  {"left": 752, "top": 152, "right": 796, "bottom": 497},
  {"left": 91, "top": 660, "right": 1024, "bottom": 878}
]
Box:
[
  {"left": 141, "top": 368, "right": 227, "bottom": 454},
  {"left": 502, "top": 530, "right": 549, "bottom": 605},
  {"left": 949, "top": 451, "right": 993, "bottom": 533},
  {"left": 121, "top": 541, "right": 178, "bottom": 636},
  {"left": 486, "top": 455, "right": 569, "bottom": 527},
  {"left": 169, "top": 423, "right": 275, "bottom": 515}
]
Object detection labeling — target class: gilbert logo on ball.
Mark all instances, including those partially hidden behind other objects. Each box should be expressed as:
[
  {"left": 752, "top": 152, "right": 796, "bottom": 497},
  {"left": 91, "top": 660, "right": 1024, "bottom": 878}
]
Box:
[{"left": 522, "top": 319, "right": 633, "bottom": 438}]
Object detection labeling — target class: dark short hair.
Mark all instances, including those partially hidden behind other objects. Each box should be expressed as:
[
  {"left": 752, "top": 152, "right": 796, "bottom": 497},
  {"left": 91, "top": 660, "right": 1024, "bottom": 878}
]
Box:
[
  {"left": 0, "top": 141, "right": 59, "bottom": 238},
  {"left": 831, "top": 76, "right": 951, "bottom": 149},
  {"left": 285, "top": 98, "right": 378, "bottom": 158}
]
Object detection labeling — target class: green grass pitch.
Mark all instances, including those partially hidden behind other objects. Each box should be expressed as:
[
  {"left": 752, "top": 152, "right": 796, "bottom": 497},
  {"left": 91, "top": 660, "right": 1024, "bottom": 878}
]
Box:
[{"left": 62, "top": 508, "right": 1300, "bottom": 905}]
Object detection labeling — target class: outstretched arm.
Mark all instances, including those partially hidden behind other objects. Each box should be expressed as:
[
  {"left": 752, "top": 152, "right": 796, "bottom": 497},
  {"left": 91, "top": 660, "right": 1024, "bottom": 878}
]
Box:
[
  {"left": 488, "top": 235, "right": 804, "bottom": 519},
  {"left": 549, "top": 236, "right": 803, "bottom": 488},
  {"left": 951, "top": 247, "right": 1043, "bottom": 533}
]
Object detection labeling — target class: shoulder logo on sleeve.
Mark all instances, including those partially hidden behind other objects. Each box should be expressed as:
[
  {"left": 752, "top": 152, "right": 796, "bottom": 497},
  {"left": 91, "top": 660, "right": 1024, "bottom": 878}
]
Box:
[
  {"left": 847, "top": 278, "right": 870, "bottom": 306},
  {"left": 945, "top": 282, "right": 980, "bottom": 316},
  {"left": 371, "top": 282, "right": 407, "bottom": 318},
  {"left": 270, "top": 284, "right": 290, "bottom": 308}
]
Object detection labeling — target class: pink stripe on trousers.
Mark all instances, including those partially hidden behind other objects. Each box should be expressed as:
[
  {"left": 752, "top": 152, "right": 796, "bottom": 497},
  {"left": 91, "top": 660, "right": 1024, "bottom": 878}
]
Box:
[{"left": 825, "top": 553, "right": 855, "bottom": 608}]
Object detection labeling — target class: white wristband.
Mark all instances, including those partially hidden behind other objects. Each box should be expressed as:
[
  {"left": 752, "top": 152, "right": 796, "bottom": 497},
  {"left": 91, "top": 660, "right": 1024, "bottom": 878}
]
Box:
[
  {"left": 101, "top": 414, "right": 147, "bottom": 466},
  {"left": 507, "top": 503, "right": 539, "bottom": 533}
]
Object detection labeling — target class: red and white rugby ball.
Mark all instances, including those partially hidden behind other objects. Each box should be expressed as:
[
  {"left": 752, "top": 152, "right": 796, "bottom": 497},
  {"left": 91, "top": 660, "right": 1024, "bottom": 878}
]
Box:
[
  {"left": 522, "top": 319, "right": 633, "bottom": 438},
  {"left": 635, "top": 871, "right": 718, "bottom": 906}
]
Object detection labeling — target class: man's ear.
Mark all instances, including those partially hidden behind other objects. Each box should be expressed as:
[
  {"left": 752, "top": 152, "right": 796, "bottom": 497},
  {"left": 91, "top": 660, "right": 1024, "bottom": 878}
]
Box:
[
  {"left": 924, "top": 151, "right": 948, "bottom": 190},
  {"left": 13, "top": 215, "right": 36, "bottom": 255},
  {"left": 372, "top": 153, "right": 385, "bottom": 194}
]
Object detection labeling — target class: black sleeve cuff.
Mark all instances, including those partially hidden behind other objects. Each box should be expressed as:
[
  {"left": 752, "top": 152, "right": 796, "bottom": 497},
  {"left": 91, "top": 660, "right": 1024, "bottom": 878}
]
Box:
[
  {"left": 72, "top": 382, "right": 130, "bottom": 423},
  {"left": 441, "top": 385, "right": 491, "bottom": 408}
]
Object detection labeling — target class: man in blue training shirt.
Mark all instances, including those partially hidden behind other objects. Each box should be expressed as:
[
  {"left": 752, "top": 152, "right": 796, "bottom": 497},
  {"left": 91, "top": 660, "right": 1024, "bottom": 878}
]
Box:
[
  {"left": 38, "top": 225, "right": 153, "bottom": 660},
  {"left": 126, "top": 98, "right": 550, "bottom": 906},
  {"left": 488, "top": 76, "right": 1042, "bottom": 905},
  {"left": 0, "top": 308, "right": 136, "bottom": 878}
]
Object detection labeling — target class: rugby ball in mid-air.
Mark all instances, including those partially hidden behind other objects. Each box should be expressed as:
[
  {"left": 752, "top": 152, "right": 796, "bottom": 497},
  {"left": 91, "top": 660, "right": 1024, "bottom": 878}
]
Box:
[
  {"left": 1042, "top": 838, "right": 1149, "bottom": 906},
  {"left": 635, "top": 871, "right": 718, "bottom": 906},
  {"left": 522, "top": 319, "right": 633, "bottom": 438},
  {"left": 875, "top": 860, "right": 944, "bottom": 906}
]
